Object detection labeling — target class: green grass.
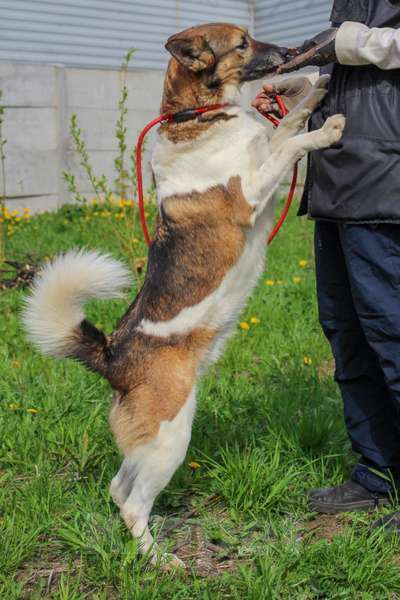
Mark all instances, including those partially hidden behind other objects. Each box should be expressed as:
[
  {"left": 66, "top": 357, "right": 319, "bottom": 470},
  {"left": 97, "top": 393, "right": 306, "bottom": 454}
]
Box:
[{"left": 1, "top": 201, "right": 400, "bottom": 598}]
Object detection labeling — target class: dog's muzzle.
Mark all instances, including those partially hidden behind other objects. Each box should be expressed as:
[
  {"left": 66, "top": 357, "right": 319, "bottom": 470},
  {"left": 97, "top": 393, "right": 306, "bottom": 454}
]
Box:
[{"left": 241, "top": 44, "right": 296, "bottom": 81}]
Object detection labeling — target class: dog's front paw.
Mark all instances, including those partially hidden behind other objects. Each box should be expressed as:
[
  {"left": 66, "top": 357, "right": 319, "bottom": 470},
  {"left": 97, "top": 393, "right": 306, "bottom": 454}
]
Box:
[
  {"left": 314, "top": 74, "right": 331, "bottom": 91},
  {"left": 302, "top": 75, "right": 330, "bottom": 112},
  {"left": 322, "top": 114, "right": 346, "bottom": 145}
]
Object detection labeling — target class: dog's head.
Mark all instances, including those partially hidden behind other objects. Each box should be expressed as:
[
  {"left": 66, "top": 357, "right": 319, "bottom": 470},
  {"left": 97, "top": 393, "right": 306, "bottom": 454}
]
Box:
[{"left": 165, "top": 23, "right": 289, "bottom": 89}]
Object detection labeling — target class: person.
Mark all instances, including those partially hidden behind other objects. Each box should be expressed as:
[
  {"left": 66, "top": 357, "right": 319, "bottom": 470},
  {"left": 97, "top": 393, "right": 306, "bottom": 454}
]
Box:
[{"left": 253, "top": 0, "right": 400, "bottom": 530}]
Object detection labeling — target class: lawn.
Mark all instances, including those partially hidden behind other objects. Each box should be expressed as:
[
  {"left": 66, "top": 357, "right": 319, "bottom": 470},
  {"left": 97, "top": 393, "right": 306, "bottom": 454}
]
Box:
[{"left": 1, "top": 200, "right": 400, "bottom": 599}]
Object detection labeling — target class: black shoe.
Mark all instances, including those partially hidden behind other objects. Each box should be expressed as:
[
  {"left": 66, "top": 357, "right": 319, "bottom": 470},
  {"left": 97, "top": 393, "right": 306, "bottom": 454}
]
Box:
[
  {"left": 308, "top": 479, "right": 390, "bottom": 514},
  {"left": 372, "top": 511, "right": 400, "bottom": 534}
]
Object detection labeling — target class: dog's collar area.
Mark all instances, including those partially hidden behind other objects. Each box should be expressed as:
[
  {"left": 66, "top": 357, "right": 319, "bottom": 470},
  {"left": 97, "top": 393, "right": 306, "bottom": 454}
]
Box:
[
  {"left": 161, "top": 103, "right": 231, "bottom": 124},
  {"left": 136, "top": 94, "right": 296, "bottom": 248}
]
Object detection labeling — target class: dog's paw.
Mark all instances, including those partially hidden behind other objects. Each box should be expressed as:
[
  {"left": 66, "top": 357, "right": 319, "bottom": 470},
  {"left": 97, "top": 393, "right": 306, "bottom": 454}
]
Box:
[
  {"left": 313, "top": 74, "right": 330, "bottom": 91},
  {"left": 322, "top": 114, "right": 346, "bottom": 145},
  {"left": 303, "top": 75, "right": 330, "bottom": 111}
]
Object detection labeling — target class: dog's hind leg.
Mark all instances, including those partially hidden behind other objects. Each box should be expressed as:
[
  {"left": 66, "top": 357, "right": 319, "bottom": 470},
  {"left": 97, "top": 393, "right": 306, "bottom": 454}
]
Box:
[
  {"left": 110, "top": 458, "right": 135, "bottom": 509},
  {"left": 119, "top": 387, "right": 197, "bottom": 567}
]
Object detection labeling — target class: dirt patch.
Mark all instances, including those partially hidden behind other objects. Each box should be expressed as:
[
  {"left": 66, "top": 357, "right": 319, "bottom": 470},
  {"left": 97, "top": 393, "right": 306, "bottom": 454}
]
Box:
[
  {"left": 171, "top": 519, "right": 241, "bottom": 577},
  {"left": 392, "top": 555, "right": 400, "bottom": 567},
  {"left": 300, "top": 514, "right": 347, "bottom": 543},
  {"left": 0, "top": 255, "right": 41, "bottom": 291},
  {"left": 16, "top": 559, "right": 81, "bottom": 598},
  {"left": 153, "top": 496, "right": 260, "bottom": 577},
  {"left": 15, "top": 557, "right": 119, "bottom": 599}
]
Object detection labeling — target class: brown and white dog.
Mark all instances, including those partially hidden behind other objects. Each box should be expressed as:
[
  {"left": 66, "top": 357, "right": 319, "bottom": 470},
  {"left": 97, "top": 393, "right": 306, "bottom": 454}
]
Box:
[{"left": 23, "top": 23, "right": 345, "bottom": 567}]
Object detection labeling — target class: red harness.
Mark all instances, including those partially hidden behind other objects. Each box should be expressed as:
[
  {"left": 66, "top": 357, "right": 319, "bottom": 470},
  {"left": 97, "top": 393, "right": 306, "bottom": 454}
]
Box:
[{"left": 135, "top": 97, "right": 298, "bottom": 247}]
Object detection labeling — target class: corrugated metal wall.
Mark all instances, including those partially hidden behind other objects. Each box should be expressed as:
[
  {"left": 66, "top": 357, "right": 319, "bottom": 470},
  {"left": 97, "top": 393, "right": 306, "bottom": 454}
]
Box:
[
  {"left": 255, "top": 0, "right": 332, "bottom": 48},
  {"left": 0, "top": 0, "right": 251, "bottom": 70}
]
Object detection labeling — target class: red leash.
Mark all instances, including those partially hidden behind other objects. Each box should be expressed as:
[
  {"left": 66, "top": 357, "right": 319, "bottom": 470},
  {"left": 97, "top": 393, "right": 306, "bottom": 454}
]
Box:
[
  {"left": 136, "top": 104, "right": 227, "bottom": 246},
  {"left": 135, "top": 97, "right": 298, "bottom": 247},
  {"left": 263, "top": 95, "right": 299, "bottom": 244}
]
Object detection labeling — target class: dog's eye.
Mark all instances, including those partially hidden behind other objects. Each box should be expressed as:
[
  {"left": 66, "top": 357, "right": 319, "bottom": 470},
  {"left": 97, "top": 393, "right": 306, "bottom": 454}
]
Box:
[{"left": 237, "top": 38, "right": 249, "bottom": 50}]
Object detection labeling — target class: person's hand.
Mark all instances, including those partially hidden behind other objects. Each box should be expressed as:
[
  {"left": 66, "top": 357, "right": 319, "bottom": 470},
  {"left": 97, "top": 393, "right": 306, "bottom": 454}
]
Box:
[
  {"left": 251, "top": 77, "right": 313, "bottom": 118},
  {"left": 278, "top": 28, "right": 338, "bottom": 74}
]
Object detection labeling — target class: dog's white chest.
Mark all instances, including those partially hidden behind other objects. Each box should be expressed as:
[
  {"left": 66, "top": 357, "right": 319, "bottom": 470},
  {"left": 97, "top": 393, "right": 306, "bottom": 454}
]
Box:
[
  {"left": 141, "top": 109, "right": 276, "bottom": 343},
  {"left": 152, "top": 110, "right": 271, "bottom": 206}
]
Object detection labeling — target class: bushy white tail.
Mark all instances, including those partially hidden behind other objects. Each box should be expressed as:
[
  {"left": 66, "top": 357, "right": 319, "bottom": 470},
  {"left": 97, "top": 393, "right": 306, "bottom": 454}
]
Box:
[{"left": 23, "top": 250, "right": 132, "bottom": 358}]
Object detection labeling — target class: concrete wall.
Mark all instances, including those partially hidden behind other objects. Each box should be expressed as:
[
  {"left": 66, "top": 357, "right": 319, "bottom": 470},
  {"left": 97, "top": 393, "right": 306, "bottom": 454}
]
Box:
[
  {"left": 0, "top": 62, "right": 165, "bottom": 211},
  {"left": 0, "top": 62, "right": 257, "bottom": 212}
]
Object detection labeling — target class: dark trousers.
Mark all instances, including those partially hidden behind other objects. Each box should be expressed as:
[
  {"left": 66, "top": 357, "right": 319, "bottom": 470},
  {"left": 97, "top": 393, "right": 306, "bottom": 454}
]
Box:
[{"left": 315, "top": 221, "right": 400, "bottom": 494}]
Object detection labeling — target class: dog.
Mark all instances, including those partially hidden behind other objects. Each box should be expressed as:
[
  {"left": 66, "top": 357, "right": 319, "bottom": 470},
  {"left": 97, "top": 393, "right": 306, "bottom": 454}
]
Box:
[{"left": 23, "top": 23, "right": 345, "bottom": 568}]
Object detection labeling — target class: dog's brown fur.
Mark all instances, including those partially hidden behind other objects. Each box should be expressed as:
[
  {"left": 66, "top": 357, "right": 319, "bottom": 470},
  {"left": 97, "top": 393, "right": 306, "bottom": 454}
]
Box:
[
  {"left": 106, "top": 176, "right": 252, "bottom": 453},
  {"left": 109, "top": 328, "right": 214, "bottom": 455}
]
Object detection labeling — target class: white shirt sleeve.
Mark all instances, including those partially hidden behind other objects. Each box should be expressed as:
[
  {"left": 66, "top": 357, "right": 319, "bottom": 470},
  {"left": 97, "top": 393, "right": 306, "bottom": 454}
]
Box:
[{"left": 336, "top": 21, "right": 400, "bottom": 70}]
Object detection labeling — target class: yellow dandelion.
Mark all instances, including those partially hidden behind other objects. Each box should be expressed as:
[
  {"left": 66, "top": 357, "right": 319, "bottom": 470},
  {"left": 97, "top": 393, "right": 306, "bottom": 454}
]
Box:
[
  {"left": 12, "top": 360, "right": 21, "bottom": 369},
  {"left": 303, "top": 356, "right": 312, "bottom": 366},
  {"left": 9, "top": 403, "right": 20, "bottom": 410},
  {"left": 299, "top": 259, "right": 308, "bottom": 268},
  {"left": 250, "top": 317, "right": 260, "bottom": 325},
  {"left": 115, "top": 213, "right": 124, "bottom": 220},
  {"left": 23, "top": 207, "right": 30, "bottom": 213},
  {"left": 265, "top": 279, "right": 275, "bottom": 286},
  {"left": 292, "top": 276, "right": 301, "bottom": 284},
  {"left": 27, "top": 408, "right": 38, "bottom": 414},
  {"left": 188, "top": 461, "right": 201, "bottom": 470},
  {"left": 239, "top": 322, "right": 250, "bottom": 330}
]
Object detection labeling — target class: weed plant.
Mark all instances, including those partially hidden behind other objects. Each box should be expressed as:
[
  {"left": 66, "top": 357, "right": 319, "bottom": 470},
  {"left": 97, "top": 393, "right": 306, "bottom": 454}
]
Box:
[
  {"left": 63, "top": 48, "right": 137, "bottom": 207},
  {"left": 0, "top": 89, "right": 7, "bottom": 263}
]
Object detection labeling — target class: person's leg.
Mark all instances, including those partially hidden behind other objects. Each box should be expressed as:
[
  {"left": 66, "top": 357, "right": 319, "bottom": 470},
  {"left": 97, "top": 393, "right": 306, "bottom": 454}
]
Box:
[
  {"left": 309, "top": 221, "right": 397, "bottom": 510},
  {"left": 339, "top": 224, "right": 400, "bottom": 489}
]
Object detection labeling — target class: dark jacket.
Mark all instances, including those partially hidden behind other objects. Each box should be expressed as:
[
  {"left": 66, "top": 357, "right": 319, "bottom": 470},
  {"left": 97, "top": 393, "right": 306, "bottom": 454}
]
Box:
[{"left": 300, "top": 0, "right": 400, "bottom": 223}]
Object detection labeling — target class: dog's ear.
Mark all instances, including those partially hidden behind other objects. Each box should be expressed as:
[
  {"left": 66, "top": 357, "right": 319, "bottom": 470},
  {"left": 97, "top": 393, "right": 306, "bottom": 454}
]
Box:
[{"left": 165, "top": 34, "right": 215, "bottom": 72}]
